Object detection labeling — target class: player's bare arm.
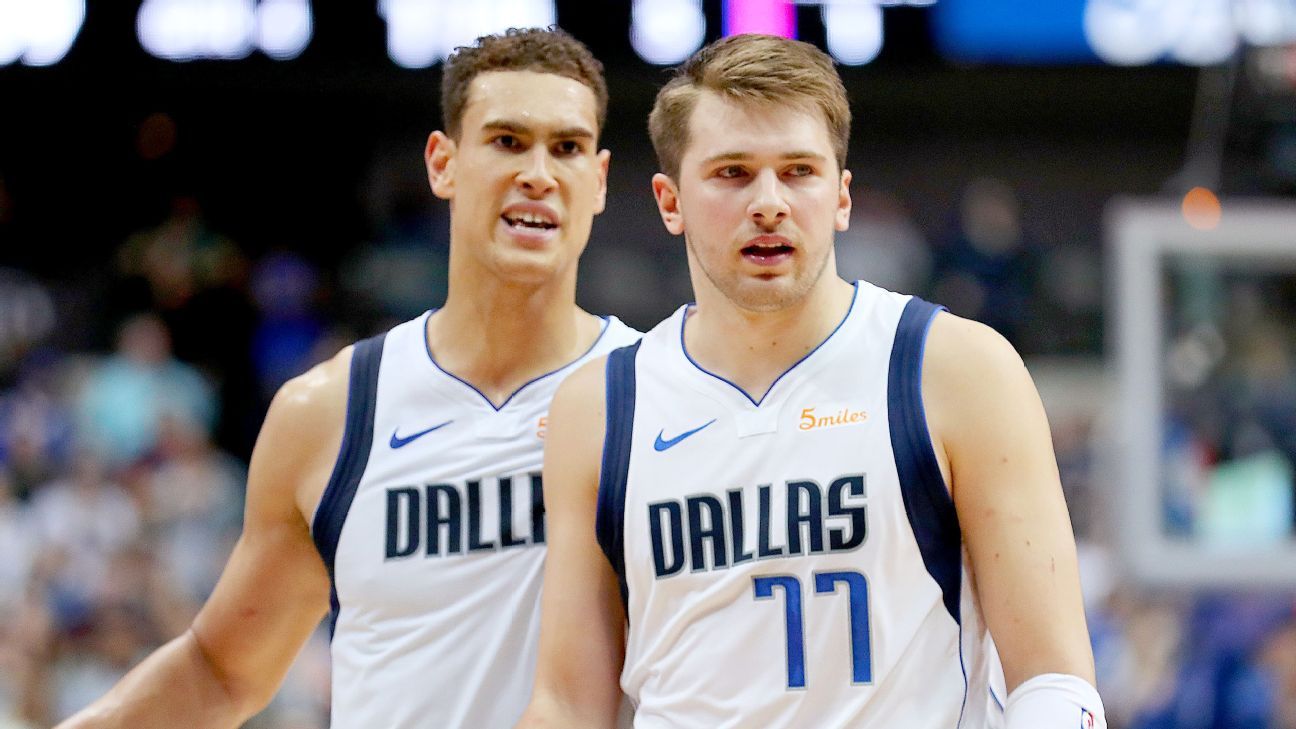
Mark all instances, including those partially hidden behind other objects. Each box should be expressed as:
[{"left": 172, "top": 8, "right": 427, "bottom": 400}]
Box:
[
  {"left": 517, "top": 357, "right": 625, "bottom": 729},
  {"left": 56, "top": 348, "right": 350, "bottom": 729},
  {"left": 922, "top": 312, "right": 1096, "bottom": 692}
]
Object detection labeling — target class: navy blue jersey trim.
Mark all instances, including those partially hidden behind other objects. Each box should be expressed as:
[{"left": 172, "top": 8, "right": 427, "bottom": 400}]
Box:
[
  {"left": 887, "top": 297, "right": 963, "bottom": 625},
  {"left": 680, "top": 282, "right": 860, "bottom": 407},
  {"left": 424, "top": 312, "right": 614, "bottom": 411},
  {"left": 311, "top": 332, "right": 385, "bottom": 636},
  {"left": 596, "top": 341, "right": 640, "bottom": 616},
  {"left": 957, "top": 622, "right": 970, "bottom": 727}
]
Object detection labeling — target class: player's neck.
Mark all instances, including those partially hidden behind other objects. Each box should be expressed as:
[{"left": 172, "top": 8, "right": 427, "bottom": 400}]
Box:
[
  {"left": 685, "top": 277, "right": 856, "bottom": 403},
  {"left": 430, "top": 276, "right": 599, "bottom": 406}
]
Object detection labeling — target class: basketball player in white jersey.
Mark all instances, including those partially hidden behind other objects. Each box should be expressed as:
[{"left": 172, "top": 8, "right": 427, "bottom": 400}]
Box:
[
  {"left": 58, "top": 28, "right": 638, "bottom": 729},
  {"left": 519, "top": 34, "right": 1105, "bottom": 729}
]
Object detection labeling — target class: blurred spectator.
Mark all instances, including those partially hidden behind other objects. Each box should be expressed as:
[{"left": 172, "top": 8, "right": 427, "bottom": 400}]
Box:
[
  {"left": 342, "top": 190, "right": 450, "bottom": 327},
  {"left": 112, "top": 195, "right": 258, "bottom": 457},
  {"left": 0, "top": 468, "right": 34, "bottom": 611},
  {"left": 50, "top": 601, "right": 153, "bottom": 723},
  {"left": 137, "top": 413, "right": 244, "bottom": 601},
  {"left": 0, "top": 352, "right": 75, "bottom": 501},
  {"left": 1132, "top": 595, "right": 1296, "bottom": 729},
  {"left": 1031, "top": 237, "right": 1104, "bottom": 353},
  {"left": 0, "top": 587, "right": 52, "bottom": 728},
  {"left": 250, "top": 252, "right": 326, "bottom": 403},
  {"left": 114, "top": 195, "right": 245, "bottom": 320},
  {"left": 1087, "top": 583, "right": 1189, "bottom": 728},
  {"left": 74, "top": 313, "right": 216, "bottom": 468},
  {"left": 835, "top": 186, "right": 932, "bottom": 294},
  {"left": 1258, "top": 617, "right": 1296, "bottom": 729},
  {"left": 0, "top": 269, "right": 56, "bottom": 383},
  {"left": 1217, "top": 319, "right": 1296, "bottom": 473},
  {"left": 26, "top": 451, "right": 140, "bottom": 632},
  {"left": 48, "top": 544, "right": 193, "bottom": 724},
  {"left": 1161, "top": 415, "right": 1214, "bottom": 537},
  {"left": 1163, "top": 276, "right": 1296, "bottom": 540},
  {"left": 929, "top": 177, "right": 1036, "bottom": 347}
]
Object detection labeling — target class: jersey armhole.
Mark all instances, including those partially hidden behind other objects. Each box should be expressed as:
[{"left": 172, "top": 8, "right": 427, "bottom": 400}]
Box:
[
  {"left": 887, "top": 297, "right": 963, "bottom": 625},
  {"left": 596, "top": 341, "right": 641, "bottom": 618},
  {"left": 310, "top": 332, "right": 385, "bottom": 635}
]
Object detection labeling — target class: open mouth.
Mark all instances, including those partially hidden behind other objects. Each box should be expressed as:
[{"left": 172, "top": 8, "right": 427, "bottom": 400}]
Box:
[
  {"left": 501, "top": 211, "right": 558, "bottom": 231},
  {"left": 741, "top": 240, "right": 795, "bottom": 263}
]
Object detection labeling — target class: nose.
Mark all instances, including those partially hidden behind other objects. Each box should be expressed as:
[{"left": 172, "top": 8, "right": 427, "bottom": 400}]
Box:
[
  {"left": 516, "top": 147, "right": 557, "bottom": 197},
  {"left": 747, "top": 168, "right": 789, "bottom": 228}
]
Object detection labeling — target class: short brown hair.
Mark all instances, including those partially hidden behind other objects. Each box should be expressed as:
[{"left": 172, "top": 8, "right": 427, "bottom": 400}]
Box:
[
  {"left": 441, "top": 27, "right": 608, "bottom": 139},
  {"left": 648, "top": 34, "right": 851, "bottom": 181}
]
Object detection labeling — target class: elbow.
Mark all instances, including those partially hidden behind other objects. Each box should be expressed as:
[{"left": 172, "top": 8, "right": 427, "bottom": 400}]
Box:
[
  {"left": 515, "top": 689, "right": 618, "bottom": 729},
  {"left": 184, "top": 629, "right": 271, "bottom": 721}
]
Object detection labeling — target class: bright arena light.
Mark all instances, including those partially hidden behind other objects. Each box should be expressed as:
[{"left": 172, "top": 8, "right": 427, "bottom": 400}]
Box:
[
  {"left": 1084, "top": 0, "right": 1171, "bottom": 66},
  {"left": 138, "top": 0, "right": 258, "bottom": 61},
  {"left": 1181, "top": 186, "right": 1222, "bottom": 230},
  {"left": 822, "top": 1, "right": 884, "bottom": 66},
  {"left": 1235, "top": 0, "right": 1296, "bottom": 46},
  {"left": 630, "top": 0, "right": 705, "bottom": 65},
  {"left": 256, "top": 0, "right": 312, "bottom": 59},
  {"left": 1085, "top": 0, "right": 1240, "bottom": 67},
  {"left": 380, "top": 0, "right": 556, "bottom": 69},
  {"left": 0, "top": 0, "right": 86, "bottom": 66},
  {"left": 380, "top": 0, "right": 438, "bottom": 69},
  {"left": 1169, "top": 0, "right": 1237, "bottom": 65}
]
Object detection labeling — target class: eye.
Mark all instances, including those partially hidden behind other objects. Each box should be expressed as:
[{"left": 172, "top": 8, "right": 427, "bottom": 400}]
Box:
[
  {"left": 785, "top": 164, "right": 814, "bottom": 177},
  {"left": 492, "top": 134, "right": 522, "bottom": 150},
  {"left": 716, "top": 165, "right": 748, "bottom": 179},
  {"left": 553, "top": 139, "right": 584, "bottom": 156}
]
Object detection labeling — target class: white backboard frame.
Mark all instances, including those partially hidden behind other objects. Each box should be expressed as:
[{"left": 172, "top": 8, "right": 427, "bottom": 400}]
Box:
[{"left": 1109, "top": 197, "right": 1296, "bottom": 588}]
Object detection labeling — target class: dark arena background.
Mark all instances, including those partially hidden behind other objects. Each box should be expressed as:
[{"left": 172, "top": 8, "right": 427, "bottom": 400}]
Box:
[{"left": 1, "top": 1, "right": 1295, "bottom": 726}]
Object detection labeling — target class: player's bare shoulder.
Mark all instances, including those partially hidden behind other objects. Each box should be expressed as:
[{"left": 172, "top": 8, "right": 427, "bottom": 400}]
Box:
[
  {"left": 924, "top": 310, "right": 1027, "bottom": 389},
  {"left": 921, "top": 309, "right": 1054, "bottom": 491},
  {"left": 251, "top": 345, "right": 354, "bottom": 520},
  {"left": 271, "top": 345, "right": 352, "bottom": 424},
  {"left": 544, "top": 354, "right": 611, "bottom": 489},
  {"left": 553, "top": 355, "right": 609, "bottom": 415},
  {"left": 922, "top": 311, "right": 1034, "bottom": 421},
  {"left": 548, "top": 356, "right": 609, "bottom": 436}
]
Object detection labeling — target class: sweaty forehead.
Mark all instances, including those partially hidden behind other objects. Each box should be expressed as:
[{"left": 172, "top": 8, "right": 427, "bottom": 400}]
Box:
[
  {"left": 683, "top": 91, "right": 834, "bottom": 164},
  {"left": 461, "top": 70, "right": 599, "bottom": 135}
]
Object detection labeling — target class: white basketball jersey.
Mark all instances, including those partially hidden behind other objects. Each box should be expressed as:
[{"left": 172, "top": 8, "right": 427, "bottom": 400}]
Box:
[
  {"left": 312, "top": 311, "right": 640, "bottom": 728},
  {"left": 596, "top": 282, "right": 1006, "bottom": 728}
]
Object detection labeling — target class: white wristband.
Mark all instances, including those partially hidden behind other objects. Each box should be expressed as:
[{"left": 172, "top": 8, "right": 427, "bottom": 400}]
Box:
[{"left": 1004, "top": 673, "right": 1106, "bottom": 729}]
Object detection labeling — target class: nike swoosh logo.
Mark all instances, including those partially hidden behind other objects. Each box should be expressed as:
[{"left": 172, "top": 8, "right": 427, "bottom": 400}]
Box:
[
  {"left": 389, "top": 420, "right": 454, "bottom": 449},
  {"left": 654, "top": 419, "right": 716, "bottom": 452}
]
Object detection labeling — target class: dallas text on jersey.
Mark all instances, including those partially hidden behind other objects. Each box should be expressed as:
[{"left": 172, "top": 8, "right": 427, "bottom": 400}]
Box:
[
  {"left": 384, "top": 473, "right": 546, "bottom": 558},
  {"left": 648, "top": 474, "right": 868, "bottom": 578}
]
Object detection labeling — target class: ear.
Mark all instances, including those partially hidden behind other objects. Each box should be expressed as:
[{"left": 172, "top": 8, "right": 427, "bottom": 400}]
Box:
[
  {"left": 425, "top": 131, "right": 456, "bottom": 200},
  {"left": 592, "top": 148, "right": 611, "bottom": 215},
  {"left": 652, "top": 173, "right": 685, "bottom": 236},
  {"left": 835, "top": 168, "right": 853, "bottom": 232}
]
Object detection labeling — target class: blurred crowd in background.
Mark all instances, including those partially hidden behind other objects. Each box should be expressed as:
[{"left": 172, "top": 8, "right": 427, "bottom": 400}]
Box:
[{"left": 0, "top": 167, "right": 1291, "bottom": 728}]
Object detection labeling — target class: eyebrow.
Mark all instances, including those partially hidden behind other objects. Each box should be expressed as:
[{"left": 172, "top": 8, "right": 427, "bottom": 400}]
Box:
[
  {"left": 481, "top": 119, "right": 596, "bottom": 140},
  {"left": 701, "top": 150, "right": 828, "bottom": 165}
]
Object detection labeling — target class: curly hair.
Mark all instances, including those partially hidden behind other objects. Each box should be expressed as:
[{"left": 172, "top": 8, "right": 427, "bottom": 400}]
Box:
[{"left": 441, "top": 27, "right": 608, "bottom": 139}]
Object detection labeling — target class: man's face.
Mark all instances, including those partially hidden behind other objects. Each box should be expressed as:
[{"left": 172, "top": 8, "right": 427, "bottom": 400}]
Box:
[
  {"left": 429, "top": 70, "right": 609, "bottom": 286},
  {"left": 654, "top": 91, "right": 851, "bottom": 312}
]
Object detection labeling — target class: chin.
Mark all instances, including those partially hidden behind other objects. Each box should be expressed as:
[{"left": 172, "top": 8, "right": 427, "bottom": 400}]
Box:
[
  {"left": 723, "top": 277, "right": 813, "bottom": 313},
  {"left": 491, "top": 250, "right": 569, "bottom": 287}
]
